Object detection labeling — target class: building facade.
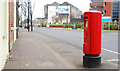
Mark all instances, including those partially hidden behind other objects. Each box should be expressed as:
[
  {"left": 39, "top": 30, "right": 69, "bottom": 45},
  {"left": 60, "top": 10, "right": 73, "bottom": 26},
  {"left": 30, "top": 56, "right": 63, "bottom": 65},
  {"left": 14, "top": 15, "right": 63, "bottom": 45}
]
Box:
[
  {"left": 0, "top": 0, "right": 17, "bottom": 70},
  {"left": 90, "top": 0, "right": 120, "bottom": 23},
  {"left": 119, "top": 1, "right": 120, "bottom": 24},
  {"left": 44, "top": 2, "right": 82, "bottom": 24},
  {"left": 112, "top": 0, "right": 119, "bottom": 22},
  {"left": 36, "top": 18, "right": 47, "bottom": 24}
]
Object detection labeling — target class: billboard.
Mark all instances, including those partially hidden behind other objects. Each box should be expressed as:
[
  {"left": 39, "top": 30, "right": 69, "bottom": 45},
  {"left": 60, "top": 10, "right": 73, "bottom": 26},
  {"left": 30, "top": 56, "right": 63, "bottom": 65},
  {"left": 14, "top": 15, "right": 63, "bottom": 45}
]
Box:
[{"left": 58, "top": 6, "right": 70, "bottom": 14}]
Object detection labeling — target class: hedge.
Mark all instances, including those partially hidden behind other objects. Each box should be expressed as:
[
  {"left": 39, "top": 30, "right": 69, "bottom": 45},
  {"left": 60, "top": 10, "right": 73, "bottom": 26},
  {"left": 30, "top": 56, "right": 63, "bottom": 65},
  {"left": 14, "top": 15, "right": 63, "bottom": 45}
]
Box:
[
  {"left": 41, "top": 23, "right": 84, "bottom": 28},
  {"left": 104, "top": 24, "right": 118, "bottom": 30}
]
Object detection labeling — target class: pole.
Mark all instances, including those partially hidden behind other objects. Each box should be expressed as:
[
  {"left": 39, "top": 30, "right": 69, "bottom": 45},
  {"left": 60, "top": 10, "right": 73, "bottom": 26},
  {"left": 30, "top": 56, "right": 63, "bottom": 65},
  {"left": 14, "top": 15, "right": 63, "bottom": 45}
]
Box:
[
  {"left": 27, "top": 1, "right": 30, "bottom": 31},
  {"left": 16, "top": 1, "right": 19, "bottom": 39},
  {"left": 31, "top": 13, "right": 33, "bottom": 31}
]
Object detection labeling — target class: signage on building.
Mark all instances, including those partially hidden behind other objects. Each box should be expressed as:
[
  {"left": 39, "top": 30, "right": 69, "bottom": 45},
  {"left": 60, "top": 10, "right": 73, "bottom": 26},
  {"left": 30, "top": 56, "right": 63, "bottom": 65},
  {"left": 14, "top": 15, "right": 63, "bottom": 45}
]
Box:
[
  {"left": 102, "top": 17, "right": 111, "bottom": 22},
  {"left": 58, "top": 6, "right": 70, "bottom": 14},
  {"left": 58, "top": 8, "right": 69, "bottom": 14}
]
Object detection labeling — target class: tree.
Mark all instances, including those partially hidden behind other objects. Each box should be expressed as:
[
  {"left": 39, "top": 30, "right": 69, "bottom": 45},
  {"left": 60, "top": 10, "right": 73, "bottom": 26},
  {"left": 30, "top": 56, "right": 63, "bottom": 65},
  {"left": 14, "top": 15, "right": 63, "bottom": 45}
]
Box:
[{"left": 19, "top": 0, "right": 36, "bottom": 31}]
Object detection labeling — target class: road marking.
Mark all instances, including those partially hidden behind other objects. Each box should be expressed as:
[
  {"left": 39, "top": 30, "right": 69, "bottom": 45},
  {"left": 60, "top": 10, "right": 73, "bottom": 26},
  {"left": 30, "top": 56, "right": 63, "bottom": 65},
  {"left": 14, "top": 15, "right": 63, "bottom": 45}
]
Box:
[
  {"left": 107, "top": 59, "right": 119, "bottom": 62},
  {"left": 102, "top": 48, "right": 120, "bottom": 55}
]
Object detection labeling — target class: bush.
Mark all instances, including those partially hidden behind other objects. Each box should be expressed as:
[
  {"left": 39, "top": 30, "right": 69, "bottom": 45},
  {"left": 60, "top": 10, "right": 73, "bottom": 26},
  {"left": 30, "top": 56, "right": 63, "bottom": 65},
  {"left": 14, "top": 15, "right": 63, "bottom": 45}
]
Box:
[
  {"left": 77, "top": 23, "right": 84, "bottom": 26},
  {"left": 110, "top": 24, "right": 118, "bottom": 30},
  {"left": 103, "top": 24, "right": 118, "bottom": 30}
]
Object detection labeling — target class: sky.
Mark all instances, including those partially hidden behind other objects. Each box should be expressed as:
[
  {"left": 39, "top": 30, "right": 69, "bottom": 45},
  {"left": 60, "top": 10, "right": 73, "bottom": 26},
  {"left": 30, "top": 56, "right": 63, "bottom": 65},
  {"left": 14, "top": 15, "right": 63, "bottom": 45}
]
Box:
[{"left": 32, "top": 0, "right": 91, "bottom": 19}]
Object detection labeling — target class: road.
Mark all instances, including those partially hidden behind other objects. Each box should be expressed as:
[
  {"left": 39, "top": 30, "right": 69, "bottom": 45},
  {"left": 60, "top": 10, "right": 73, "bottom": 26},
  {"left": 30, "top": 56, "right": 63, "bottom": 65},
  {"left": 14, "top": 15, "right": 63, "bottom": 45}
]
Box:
[{"left": 34, "top": 27, "right": 119, "bottom": 65}]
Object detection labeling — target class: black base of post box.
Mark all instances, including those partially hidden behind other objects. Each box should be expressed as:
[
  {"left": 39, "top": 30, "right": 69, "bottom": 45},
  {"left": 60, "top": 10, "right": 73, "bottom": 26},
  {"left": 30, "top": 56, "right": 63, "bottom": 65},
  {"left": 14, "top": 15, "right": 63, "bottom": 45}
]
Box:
[{"left": 83, "top": 54, "right": 101, "bottom": 68}]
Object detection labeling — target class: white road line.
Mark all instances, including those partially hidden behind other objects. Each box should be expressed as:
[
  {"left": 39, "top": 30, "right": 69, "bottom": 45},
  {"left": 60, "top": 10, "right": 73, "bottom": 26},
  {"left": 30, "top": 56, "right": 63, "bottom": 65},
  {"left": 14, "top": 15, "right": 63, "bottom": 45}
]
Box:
[
  {"left": 107, "top": 59, "right": 119, "bottom": 62},
  {"left": 102, "top": 48, "right": 120, "bottom": 55}
]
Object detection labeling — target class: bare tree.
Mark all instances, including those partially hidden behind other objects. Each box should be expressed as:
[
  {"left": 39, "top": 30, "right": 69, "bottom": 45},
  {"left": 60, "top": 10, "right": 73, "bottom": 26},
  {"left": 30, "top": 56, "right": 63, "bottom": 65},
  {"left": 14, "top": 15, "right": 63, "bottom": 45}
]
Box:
[
  {"left": 29, "top": 0, "right": 36, "bottom": 31},
  {"left": 20, "top": 0, "right": 28, "bottom": 18},
  {"left": 19, "top": 0, "right": 36, "bottom": 31}
]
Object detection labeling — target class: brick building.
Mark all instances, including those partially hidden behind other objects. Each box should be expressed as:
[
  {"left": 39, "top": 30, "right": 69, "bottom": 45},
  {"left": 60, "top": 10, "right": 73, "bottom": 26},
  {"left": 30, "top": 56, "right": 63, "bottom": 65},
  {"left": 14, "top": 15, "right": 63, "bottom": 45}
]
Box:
[
  {"left": 9, "top": 0, "right": 14, "bottom": 53},
  {"left": 90, "top": 0, "right": 113, "bottom": 22}
]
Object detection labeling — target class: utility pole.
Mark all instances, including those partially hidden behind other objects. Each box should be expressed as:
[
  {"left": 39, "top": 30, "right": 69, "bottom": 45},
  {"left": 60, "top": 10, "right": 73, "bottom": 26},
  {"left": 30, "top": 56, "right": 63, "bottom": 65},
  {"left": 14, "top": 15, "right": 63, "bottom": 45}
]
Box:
[
  {"left": 31, "top": 13, "right": 33, "bottom": 31},
  {"left": 27, "top": 1, "right": 30, "bottom": 31},
  {"left": 16, "top": 1, "right": 20, "bottom": 39}
]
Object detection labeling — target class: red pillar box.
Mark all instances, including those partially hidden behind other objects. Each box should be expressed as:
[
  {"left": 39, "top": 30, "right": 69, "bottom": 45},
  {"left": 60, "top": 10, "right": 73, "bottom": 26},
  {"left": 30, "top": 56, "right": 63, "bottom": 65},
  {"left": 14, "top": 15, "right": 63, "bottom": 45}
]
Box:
[{"left": 83, "top": 10, "right": 102, "bottom": 68}]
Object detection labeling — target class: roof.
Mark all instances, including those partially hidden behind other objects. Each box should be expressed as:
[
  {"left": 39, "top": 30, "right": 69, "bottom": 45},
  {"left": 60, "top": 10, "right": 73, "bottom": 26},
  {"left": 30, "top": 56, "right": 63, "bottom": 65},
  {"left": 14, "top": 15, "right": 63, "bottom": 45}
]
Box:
[{"left": 45, "top": 2, "right": 80, "bottom": 10}]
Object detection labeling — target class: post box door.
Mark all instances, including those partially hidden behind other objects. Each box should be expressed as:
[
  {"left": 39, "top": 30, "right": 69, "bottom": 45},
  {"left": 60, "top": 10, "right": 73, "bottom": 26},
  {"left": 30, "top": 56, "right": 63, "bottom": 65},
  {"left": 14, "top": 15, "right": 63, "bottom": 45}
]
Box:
[{"left": 83, "top": 16, "right": 91, "bottom": 54}]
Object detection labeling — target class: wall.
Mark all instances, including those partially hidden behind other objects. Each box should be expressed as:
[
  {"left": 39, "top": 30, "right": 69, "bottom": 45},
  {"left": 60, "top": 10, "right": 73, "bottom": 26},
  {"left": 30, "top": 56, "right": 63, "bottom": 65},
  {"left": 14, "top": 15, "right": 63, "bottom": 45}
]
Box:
[
  {"left": 48, "top": 6, "right": 57, "bottom": 23},
  {"left": 0, "top": 0, "right": 16, "bottom": 70},
  {"left": 0, "top": 0, "right": 9, "bottom": 70},
  {"left": 103, "top": 1, "right": 113, "bottom": 22},
  {"left": 14, "top": 0, "right": 16, "bottom": 42},
  {"left": 58, "top": 6, "right": 70, "bottom": 24},
  {"left": 37, "top": 19, "right": 47, "bottom": 24},
  {"left": 8, "top": 0, "right": 14, "bottom": 53},
  {"left": 71, "top": 6, "right": 82, "bottom": 19}
]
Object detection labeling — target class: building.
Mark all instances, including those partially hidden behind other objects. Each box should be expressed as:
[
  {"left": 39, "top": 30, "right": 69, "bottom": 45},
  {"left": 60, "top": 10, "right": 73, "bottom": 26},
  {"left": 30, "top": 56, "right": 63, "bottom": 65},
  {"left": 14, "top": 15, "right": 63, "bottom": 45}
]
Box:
[
  {"left": 0, "top": 0, "right": 17, "bottom": 70},
  {"left": 44, "top": 2, "right": 82, "bottom": 24},
  {"left": 90, "top": 0, "right": 113, "bottom": 22},
  {"left": 90, "top": 0, "right": 120, "bottom": 23},
  {"left": 112, "top": 0, "right": 119, "bottom": 22},
  {"left": 119, "top": 1, "right": 120, "bottom": 24},
  {"left": 36, "top": 18, "right": 47, "bottom": 24}
]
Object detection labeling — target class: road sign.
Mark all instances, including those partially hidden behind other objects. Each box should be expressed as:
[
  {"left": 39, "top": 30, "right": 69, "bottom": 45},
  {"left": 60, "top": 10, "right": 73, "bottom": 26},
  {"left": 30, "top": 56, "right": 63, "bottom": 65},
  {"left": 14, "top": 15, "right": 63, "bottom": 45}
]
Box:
[{"left": 102, "top": 17, "right": 111, "bottom": 22}]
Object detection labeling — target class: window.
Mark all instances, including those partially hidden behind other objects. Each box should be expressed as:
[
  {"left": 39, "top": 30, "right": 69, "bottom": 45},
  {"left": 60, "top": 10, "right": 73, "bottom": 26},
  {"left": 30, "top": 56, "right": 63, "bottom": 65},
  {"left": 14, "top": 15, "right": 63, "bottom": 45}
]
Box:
[
  {"left": 103, "top": 10, "right": 106, "bottom": 14},
  {"left": 104, "top": 2, "right": 106, "bottom": 6}
]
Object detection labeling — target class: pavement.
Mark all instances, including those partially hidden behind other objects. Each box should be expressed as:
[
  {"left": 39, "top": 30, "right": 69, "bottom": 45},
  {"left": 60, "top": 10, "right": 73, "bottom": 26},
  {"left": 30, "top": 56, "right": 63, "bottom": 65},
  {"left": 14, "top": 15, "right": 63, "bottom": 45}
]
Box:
[{"left": 3, "top": 28, "right": 119, "bottom": 70}]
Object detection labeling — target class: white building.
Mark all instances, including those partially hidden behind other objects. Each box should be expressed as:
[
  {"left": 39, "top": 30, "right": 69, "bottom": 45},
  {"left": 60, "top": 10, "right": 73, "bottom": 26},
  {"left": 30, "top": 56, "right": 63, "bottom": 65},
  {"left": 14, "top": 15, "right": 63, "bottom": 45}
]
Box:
[
  {"left": 48, "top": 5, "right": 71, "bottom": 24},
  {"left": 44, "top": 2, "right": 82, "bottom": 24},
  {"left": 0, "top": 0, "right": 17, "bottom": 70}
]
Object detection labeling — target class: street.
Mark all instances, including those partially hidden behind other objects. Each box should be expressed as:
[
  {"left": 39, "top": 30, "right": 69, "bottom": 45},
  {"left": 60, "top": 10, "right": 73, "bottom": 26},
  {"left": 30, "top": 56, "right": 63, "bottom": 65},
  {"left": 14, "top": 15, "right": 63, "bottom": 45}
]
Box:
[
  {"left": 1, "top": 0, "right": 120, "bottom": 70},
  {"left": 34, "top": 27, "right": 119, "bottom": 65}
]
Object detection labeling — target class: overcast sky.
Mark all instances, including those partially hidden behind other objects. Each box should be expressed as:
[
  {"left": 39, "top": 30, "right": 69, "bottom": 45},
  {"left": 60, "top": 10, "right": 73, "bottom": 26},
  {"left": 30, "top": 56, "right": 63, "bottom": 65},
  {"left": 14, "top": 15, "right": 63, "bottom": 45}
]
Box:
[{"left": 32, "top": 0, "right": 91, "bottom": 19}]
